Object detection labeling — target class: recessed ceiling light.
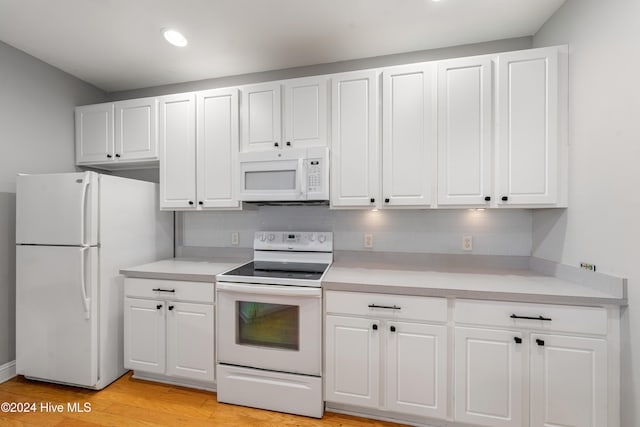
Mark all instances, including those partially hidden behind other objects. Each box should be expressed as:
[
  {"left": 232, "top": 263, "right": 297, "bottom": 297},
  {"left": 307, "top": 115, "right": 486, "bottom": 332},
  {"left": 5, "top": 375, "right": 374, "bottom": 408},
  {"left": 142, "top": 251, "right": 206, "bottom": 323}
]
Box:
[{"left": 162, "top": 29, "right": 188, "bottom": 47}]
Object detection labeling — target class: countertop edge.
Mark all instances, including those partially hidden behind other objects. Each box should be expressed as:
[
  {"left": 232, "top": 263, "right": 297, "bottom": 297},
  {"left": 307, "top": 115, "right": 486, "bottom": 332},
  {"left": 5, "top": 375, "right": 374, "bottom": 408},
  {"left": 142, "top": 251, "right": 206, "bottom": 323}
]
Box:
[{"left": 119, "top": 270, "right": 217, "bottom": 283}]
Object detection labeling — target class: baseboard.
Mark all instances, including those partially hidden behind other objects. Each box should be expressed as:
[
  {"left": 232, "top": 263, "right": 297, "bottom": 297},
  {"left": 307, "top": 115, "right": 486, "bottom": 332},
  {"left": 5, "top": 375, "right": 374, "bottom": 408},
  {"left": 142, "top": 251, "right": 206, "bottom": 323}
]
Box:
[{"left": 0, "top": 361, "right": 16, "bottom": 384}]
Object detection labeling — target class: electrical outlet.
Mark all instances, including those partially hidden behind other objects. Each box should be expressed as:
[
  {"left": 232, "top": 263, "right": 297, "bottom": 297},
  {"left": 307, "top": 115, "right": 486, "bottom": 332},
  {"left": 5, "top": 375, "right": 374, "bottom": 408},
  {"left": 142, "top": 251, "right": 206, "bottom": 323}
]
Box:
[
  {"left": 231, "top": 232, "right": 239, "bottom": 246},
  {"left": 462, "top": 235, "right": 473, "bottom": 251},
  {"left": 363, "top": 233, "right": 374, "bottom": 249},
  {"left": 580, "top": 262, "right": 597, "bottom": 272}
]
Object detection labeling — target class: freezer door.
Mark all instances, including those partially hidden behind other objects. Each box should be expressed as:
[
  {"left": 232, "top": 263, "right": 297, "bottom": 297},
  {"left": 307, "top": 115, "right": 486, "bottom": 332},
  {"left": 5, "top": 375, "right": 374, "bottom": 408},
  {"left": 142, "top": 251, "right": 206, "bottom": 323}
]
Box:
[
  {"left": 16, "top": 245, "right": 99, "bottom": 387},
  {"left": 16, "top": 172, "right": 98, "bottom": 246}
]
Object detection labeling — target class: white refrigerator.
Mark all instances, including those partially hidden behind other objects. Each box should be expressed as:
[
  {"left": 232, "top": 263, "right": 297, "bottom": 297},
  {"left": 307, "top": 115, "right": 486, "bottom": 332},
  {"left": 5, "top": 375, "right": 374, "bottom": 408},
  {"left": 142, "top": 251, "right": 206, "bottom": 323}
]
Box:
[{"left": 15, "top": 171, "right": 173, "bottom": 389}]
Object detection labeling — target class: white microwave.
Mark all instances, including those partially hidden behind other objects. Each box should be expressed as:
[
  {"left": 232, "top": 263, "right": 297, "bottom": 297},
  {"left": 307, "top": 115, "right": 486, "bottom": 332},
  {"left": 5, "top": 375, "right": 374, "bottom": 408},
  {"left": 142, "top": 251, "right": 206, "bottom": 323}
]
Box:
[{"left": 238, "top": 147, "right": 329, "bottom": 202}]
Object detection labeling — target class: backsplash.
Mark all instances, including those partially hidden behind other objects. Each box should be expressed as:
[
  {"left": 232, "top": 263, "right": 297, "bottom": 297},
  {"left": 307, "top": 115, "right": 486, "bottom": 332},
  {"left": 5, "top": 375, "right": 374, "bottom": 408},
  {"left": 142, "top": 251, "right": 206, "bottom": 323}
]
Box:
[{"left": 179, "top": 207, "right": 533, "bottom": 256}]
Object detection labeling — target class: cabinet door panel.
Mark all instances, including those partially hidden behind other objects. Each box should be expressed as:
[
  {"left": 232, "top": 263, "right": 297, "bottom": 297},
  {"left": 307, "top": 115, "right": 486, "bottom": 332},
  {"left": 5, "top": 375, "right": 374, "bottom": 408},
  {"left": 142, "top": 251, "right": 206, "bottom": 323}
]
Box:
[
  {"left": 330, "top": 71, "right": 379, "bottom": 208},
  {"left": 124, "top": 298, "right": 165, "bottom": 374},
  {"left": 438, "top": 57, "right": 492, "bottom": 206},
  {"left": 115, "top": 97, "right": 158, "bottom": 161},
  {"left": 530, "top": 334, "right": 607, "bottom": 427},
  {"left": 382, "top": 64, "right": 436, "bottom": 207},
  {"left": 167, "top": 302, "right": 214, "bottom": 382},
  {"left": 325, "top": 315, "right": 379, "bottom": 408},
  {"left": 284, "top": 77, "right": 327, "bottom": 148},
  {"left": 454, "top": 327, "right": 524, "bottom": 427},
  {"left": 241, "top": 83, "right": 281, "bottom": 151},
  {"left": 386, "top": 321, "right": 447, "bottom": 418},
  {"left": 159, "top": 93, "right": 197, "bottom": 209},
  {"left": 196, "top": 88, "right": 240, "bottom": 208},
  {"left": 498, "top": 47, "right": 558, "bottom": 205},
  {"left": 75, "top": 103, "right": 114, "bottom": 164}
]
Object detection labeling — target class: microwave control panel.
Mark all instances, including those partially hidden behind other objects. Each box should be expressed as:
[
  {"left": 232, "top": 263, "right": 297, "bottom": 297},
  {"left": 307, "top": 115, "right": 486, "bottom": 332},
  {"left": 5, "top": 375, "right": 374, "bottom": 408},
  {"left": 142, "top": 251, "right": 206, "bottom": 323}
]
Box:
[{"left": 307, "top": 159, "right": 322, "bottom": 192}]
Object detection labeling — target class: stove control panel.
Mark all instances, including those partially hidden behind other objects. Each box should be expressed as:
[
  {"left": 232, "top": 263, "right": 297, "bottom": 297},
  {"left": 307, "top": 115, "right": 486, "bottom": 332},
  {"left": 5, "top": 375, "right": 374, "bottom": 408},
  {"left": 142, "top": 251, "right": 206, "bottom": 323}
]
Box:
[{"left": 254, "top": 231, "right": 333, "bottom": 252}]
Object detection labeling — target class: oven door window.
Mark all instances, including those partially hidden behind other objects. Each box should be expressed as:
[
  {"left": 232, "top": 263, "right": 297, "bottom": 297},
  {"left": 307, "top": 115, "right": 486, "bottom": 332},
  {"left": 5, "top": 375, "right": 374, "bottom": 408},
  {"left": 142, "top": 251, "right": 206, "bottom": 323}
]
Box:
[{"left": 237, "top": 301, "right": 299, "bottom": 350}]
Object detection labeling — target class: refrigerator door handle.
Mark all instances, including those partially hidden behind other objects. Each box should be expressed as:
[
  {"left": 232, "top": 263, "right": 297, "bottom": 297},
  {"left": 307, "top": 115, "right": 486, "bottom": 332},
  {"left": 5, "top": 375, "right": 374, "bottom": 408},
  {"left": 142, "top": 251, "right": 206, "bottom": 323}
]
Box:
[
  {"left": 80, "top": 172, "right": 91, "bottom": 247},
  {"left": 80, "top": 247, "right": 90, "bottom": 319}
]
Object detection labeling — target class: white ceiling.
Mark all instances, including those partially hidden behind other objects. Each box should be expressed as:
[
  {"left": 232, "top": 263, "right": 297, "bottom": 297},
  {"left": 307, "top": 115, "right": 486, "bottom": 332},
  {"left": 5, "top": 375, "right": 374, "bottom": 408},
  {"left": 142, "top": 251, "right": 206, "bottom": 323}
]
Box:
[{"left": 0, "top": 0, "right": 565, "bottom": 92}]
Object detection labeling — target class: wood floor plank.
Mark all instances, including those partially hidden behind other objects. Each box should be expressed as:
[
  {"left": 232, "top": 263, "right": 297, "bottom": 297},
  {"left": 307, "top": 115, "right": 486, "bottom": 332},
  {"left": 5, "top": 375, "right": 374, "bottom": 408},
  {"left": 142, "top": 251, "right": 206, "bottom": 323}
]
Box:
[{"left": 0, "top": 373, "right": 408, "bottom": 426}]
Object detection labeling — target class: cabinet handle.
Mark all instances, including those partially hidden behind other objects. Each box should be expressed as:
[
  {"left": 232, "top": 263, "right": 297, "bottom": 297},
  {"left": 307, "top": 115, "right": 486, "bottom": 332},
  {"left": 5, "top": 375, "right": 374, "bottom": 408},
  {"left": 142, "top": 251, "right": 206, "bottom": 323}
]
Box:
[
  {"left": 370, "top": 198, "right": 375, "bottom": 203},
  {"left": 501, "top": 196, "right": 509, "bottom": 201},
  {"left": 168, "top": 305, "right": 174, "bottom": 311},
  {"left": 368, "top": 304, "right": 401, "bottom": 310},
  {"left": 384, "top": 198, "right": 390, "bottom": 203},
  {"left": 390, "top": 325, "right": 396, "bottom": 332},
  {"left": 510, "top": 314, "right": 552, "bottom": 321},
  {"left": 274, "top": 142, "right": 279, "bottom": 147},
  {"left": 484, "top": 196, "right": 491, "bottom": 202},
  {"left": 286, "top": 141, "right": 291, "bottom": 147},
  {"left": 198, "top": 201, "right": 203, "bottom": 206},
  {"left": 514, "top": 337, "right": 522, "bottom": 344},
  {"left": 536, "top": 338, "right": 545, "bottom": 346},
  {"left": 188, "top": 201, "right": 194, "bottom": 205},
  {"left": 115, "top": 153, "right": 121, "bottom": 158},
  {"left": 156, "top": 304, "right": 162, "bottom": 310},
  {"left": 152, "top": 288, "right": 176, "bottom": 293},
  {"left": 106, "top": 154, "right": 112, "bottom": 159},
  {"left": 372, "top": 324, "right": 378, "bottom": 331}
]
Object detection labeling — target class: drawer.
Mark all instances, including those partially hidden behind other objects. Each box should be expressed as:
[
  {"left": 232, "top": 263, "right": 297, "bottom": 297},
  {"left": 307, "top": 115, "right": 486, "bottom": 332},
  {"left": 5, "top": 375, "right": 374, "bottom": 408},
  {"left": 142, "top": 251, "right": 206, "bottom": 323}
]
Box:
[
  {"left": 125, "top": 278, "right": 214, "bottom": 303},
  {"left": 454, "top": 299, "right": 607, "bottom": 335},
  {"left": 325, "top": 291, "right": 447, "bottom": 323}
]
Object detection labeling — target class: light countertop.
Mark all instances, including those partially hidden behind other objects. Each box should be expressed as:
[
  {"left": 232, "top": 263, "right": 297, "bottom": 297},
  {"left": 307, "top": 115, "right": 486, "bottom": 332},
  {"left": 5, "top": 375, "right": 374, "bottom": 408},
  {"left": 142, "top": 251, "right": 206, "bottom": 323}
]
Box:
[{"left": 119, "top": 257, "right": 249, "bottom": 282}]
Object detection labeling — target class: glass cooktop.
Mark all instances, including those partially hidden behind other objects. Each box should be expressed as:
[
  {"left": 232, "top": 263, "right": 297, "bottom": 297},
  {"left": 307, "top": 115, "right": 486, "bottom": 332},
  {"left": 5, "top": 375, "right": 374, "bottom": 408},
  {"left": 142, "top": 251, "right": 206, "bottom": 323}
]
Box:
[{"left": 222, "top": 261, "right": 329, "bottom": 281}]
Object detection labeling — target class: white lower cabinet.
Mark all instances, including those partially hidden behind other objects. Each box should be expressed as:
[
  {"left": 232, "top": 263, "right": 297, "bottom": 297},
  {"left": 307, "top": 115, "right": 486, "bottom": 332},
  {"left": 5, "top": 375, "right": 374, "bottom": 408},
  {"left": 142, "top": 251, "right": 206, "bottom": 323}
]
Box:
[
  {"left": 325, "top": 291, "right": 448, "bottom": 420},
  {"left": 124, "top": 278, "right": 215, "bottom": 385}
]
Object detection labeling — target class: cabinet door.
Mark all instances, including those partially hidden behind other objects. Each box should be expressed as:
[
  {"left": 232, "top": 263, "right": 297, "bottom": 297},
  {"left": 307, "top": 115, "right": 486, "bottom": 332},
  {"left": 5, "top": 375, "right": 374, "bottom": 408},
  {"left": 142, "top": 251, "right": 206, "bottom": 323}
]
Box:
[
  {"left": 124, "top": 298, "right": 165, "bottom": 375},
  {"left": 75, "top": 103, "right": 114, "bottom": 164},
  {"left": 497, "top": 47, "right": 559, "bottom": 205},
  {"left": 241, "top": 82, "right": 281, "bottom": 152},
  {"left": 114, "top": 97, "right": 158, "bottom": 161},
  {"left": 283, "top": 76, "right": 328, "bottom": 149},
  {"left": 325, "top": 315, "right": 380, "bottom": 408},
  {"left": 159, "top": 93, "right": 197, "bottom": 210},
  {"left": 454, "top": 327, "right": 525, "bottom": 427},
  {"left": 330, "top": 71, "right": 379, "bottom": 208},
  {"left": 437, "top": 57, "right": 493, "bottom": 206},
  {"left": 382, "top": 63, "right": 436, "bottom": 207},
  {"left": 196, "top": 88, "right": 240, "bottom": 209},
  {"left": 166, "top": 302, "right": 215, "bottom": 382},
  {"left": 530, "top": 334, "right": 607, "bottom": 427},
  {"left": 386, "top": 321, "right": 447, "bottom": 419}
]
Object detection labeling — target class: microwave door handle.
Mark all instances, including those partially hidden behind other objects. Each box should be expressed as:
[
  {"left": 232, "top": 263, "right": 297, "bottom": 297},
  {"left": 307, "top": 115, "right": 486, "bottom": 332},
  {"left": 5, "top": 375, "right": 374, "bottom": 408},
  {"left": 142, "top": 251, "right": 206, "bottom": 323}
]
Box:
[{"left": 298, "top": 158, "right": 306, "bottom": 199}]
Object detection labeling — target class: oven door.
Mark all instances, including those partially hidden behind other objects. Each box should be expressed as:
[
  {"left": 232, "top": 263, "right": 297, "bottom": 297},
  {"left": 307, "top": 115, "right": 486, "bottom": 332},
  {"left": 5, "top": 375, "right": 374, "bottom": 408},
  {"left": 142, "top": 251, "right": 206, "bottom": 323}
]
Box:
[
  {"left": 239, "top": 157, "right": 306, "bottom": 201},
  {"left": 216, "top": 282, "right": 321, "bottom": 376}
]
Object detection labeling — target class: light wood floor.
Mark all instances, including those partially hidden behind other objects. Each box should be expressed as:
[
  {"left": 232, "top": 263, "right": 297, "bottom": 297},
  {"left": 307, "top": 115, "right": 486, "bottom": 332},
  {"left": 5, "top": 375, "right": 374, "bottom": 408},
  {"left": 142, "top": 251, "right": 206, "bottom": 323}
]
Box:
[{"left": 0, "top": 372, "right": 407, "bottom": 426}]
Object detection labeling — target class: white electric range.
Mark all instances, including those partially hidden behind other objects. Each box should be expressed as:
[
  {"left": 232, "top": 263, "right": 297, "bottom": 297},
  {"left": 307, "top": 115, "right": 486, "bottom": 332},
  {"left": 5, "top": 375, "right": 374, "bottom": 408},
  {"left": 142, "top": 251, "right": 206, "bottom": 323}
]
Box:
[{"left": 215, "top": 231, "right": 333, "bottom": 418}]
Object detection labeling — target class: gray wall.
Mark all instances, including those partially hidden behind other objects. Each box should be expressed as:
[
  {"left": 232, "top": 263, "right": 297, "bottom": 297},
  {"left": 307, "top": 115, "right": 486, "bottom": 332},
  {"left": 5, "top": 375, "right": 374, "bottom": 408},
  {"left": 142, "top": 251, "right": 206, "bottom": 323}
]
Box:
[
  {"left": 532, "top": 1, "right": 639, "bottom": 423},
  {"left": 0, "top": 41, "right": 105, "bottom": 365},
  {"left": 109, "top": 37, "right": 532, "bottom": 100}
]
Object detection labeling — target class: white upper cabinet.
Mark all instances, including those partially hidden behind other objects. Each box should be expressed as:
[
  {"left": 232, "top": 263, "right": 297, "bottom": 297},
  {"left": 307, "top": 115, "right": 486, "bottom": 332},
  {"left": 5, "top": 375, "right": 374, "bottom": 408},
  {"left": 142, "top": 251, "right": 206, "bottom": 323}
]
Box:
[
  {"left": 382, "top": 63, "right": 437, "bottom": 208},
  {"left": 196, "top": 88, "right": 240, "bottom": 209},
  {"left": 330, "top": 70, "right": 379, "bottom": 208},
  {"left": 437, "top": 57, "right": 493, "bottom": 206},
  {"left": 159, "top": 93, "right": 197, "bottom": 210},
  {"left": 75, "top": 103, "right": 114, "bottom": 164},
  {"left": 241, "top": 82, "right": 281, "bottom": 152},
  {"left": 496, "top": 46, "right": 566, "bottom": 206},
  {"left": 114, "top": 97, "right": 158, "bottom": 161},
  {"left": 240, "top": 77, "right": 328, "bottom": 152}
]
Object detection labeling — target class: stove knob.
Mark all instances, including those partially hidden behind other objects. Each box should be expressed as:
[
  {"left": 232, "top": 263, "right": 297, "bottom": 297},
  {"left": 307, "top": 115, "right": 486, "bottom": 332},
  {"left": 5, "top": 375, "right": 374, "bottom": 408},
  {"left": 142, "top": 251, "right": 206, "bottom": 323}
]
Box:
[
  {"left": 268, "top": 234, "right": 276, "bottom": 242},
  {"left": 308, "top": 233, "right": 316, "bottom": 242},
  {"left": 259, "top": 234, "right": 266, "bottom": 242},
  {"left": 318, "top": 234, "right": 326, "bottom": 243}
]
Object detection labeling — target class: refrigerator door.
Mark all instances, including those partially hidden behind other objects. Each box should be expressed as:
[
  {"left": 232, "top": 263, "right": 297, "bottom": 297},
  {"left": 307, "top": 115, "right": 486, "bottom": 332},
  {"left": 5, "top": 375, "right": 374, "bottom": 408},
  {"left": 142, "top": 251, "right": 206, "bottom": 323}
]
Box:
[
  {"left": 16, "top": 245, "right": 99, "bottom": 387},
  {"left": 16, "top": 172, "right": 98, "bottom": 246}
]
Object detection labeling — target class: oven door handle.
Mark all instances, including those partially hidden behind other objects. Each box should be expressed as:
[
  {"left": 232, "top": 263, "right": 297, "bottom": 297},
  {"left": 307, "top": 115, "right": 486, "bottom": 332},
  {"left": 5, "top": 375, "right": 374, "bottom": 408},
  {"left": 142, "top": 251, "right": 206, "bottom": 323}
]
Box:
[{"left": 216, "top": 282, "right": 322, "bottom": 298}]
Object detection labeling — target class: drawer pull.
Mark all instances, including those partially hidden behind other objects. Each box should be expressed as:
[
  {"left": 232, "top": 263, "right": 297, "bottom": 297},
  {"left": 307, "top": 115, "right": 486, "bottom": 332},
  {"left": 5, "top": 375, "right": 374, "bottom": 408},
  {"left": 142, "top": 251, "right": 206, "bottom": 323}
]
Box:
[
  {"left": 372, "top": 324, "right": 378, "bottom": 331},
  {"left": 536, "top": 338, "right": 545, "bottom": 346},
  {"left": 152, "top": 288, "right": 176, "bottom": 293},
  {"left": 514, "top": 337, "right": 522, "bottom": 344},
  {"left": 510, "top": 314, "right": 552, "bottom": 321},
  {"left": 368, "top": 304, "right": 401, "bottom": 310}
]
